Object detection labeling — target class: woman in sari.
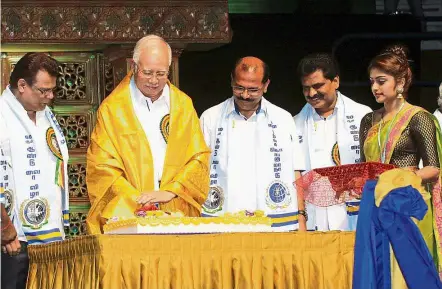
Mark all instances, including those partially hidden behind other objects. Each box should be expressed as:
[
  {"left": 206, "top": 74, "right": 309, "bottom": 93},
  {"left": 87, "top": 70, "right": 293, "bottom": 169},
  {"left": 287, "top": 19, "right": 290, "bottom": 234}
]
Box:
[{"left": 359, "top": 44, "right": 442, "bottom": 282}]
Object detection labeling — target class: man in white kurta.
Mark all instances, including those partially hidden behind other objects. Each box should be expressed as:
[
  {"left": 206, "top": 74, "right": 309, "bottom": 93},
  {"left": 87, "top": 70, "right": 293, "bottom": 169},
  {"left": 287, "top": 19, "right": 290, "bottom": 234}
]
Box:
[
  {"left": 294, "top": 53, "right": 371, "bottom": 231},
  {"left": 200, "top": 57, "right": 306, "bottom": 231},
  {"left": 1, "top": 53, "right": 69, "bottom": 289},
  {"left": 434, "top": 82, "right": 442, "bottom": 127}
]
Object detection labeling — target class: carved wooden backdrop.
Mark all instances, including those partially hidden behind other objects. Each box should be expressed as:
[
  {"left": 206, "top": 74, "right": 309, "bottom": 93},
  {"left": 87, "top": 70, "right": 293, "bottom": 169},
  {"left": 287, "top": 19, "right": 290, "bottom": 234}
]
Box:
[{"left": 1, "top": 0, "right": 231, "bottom": 238}]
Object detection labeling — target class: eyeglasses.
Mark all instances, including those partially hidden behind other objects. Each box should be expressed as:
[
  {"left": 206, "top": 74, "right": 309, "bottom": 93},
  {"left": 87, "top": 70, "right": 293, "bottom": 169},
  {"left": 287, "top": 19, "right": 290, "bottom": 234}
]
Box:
[
  {"left": 33, "top": 86, "right": 57, "bottom": 97},
  {"left": 232, "top": 85, "right": 263, "bottom": 96},
  {"left": 135, "top": 65, "right": 169, "bottom": 80}
]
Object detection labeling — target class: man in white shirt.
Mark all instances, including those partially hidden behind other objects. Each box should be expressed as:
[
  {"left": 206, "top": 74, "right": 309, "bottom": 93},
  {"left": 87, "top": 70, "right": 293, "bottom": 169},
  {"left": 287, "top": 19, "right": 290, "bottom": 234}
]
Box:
[
  {"left": 0, "top": 53, "right": 70, "bottom": 289},
  {"left": 200, "top": 56, "right": 307, "bottom": 231},
  {"left": 86, "top": 35, "right": 210, "bottom": 233},
  {"left": 434, "top": 82, "right": 442, "bottom": 127},
  {"left": 294, "top": 53, "right": 372, "bottom": 231}
]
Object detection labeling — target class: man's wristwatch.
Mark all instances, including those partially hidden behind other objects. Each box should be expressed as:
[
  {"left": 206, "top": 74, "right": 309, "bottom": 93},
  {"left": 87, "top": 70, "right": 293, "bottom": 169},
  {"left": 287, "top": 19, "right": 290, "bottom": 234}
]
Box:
[{"left": 298, "top": 210, "right": 308, "bottom": 221}]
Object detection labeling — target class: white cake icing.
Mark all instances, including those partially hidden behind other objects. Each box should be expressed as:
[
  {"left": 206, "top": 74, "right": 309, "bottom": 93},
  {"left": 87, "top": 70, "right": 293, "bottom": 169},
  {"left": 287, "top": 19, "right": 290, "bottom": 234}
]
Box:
[{"left": 104, "top": 211, "right": 276, "bottom": 234}]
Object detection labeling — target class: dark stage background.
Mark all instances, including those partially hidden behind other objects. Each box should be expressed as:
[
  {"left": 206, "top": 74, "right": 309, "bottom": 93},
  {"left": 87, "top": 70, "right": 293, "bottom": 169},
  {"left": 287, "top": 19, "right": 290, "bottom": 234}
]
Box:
[{"left": 179, "top": 13, "right": 424, "bottom": 116}]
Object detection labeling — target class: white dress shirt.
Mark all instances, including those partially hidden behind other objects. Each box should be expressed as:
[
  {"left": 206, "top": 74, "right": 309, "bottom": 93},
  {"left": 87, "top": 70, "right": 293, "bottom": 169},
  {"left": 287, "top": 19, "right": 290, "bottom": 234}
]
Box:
[
  {"left": 311, "top": 108, "right": 338, "bottom": 168},
  {"left": 129, "top": 78, "right": 170, "bottom": 190},
  {"left": 200, "top": 98, "right": 305, "bottom": 213}
]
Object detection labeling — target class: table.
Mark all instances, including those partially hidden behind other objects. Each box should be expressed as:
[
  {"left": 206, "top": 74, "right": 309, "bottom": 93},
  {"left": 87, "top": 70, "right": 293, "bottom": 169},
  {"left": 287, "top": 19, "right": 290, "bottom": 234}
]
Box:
[{"left": 27, "top": 232, "right": 355, "bottom": 289}]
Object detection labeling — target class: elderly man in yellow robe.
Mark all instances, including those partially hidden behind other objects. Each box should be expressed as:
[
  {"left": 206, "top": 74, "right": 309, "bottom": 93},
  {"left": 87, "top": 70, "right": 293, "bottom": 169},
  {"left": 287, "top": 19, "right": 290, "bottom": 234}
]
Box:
[{"left": 86, "top": 35, "right": 210, "bottom": 234}]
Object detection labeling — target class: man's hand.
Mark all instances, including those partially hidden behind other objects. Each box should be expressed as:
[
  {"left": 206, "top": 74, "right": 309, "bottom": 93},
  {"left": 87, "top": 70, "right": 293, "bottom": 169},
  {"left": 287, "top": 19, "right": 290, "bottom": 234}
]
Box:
[
  {"left": 2, "top": 237, "right": 21, "bottom": 256},
  {"left": 1, "top": 221, "right": 17, "bottom": 246},
  {"left": 136, "top": 191, "right": 176, "bottom": 205},
  {"left": 1, "top": 205, "right": 17, "bottom": 246}
]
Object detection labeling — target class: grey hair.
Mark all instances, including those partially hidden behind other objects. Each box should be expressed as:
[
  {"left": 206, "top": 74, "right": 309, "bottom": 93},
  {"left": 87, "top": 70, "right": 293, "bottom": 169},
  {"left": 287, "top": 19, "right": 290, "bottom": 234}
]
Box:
[
  {"left": 438, "top": 82, "right": 442, "bottom": 107},
  {"left": 133, "top": 35, "right": 172, "bottom": 66}
]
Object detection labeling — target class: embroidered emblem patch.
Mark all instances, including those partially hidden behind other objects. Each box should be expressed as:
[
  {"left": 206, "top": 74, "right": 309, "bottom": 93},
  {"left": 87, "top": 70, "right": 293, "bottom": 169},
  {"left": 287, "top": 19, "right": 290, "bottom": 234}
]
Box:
[
  {"left": 266, "top": 181, "right": 291, "bottom": 210},
  {"left": 203, "top": 186, "right": 224, "bottom": 214},
  {"left": 46, "top": 127, "right": 62, "bottom": 160},
  {"left": 160, "top": 114, "right": 170, "bottom": 143},
  {"left": 331, "top": 142, "right": 341, "bottom": 166},
  {"left": 20, "top": 198, "right": 50, "bottom": 229},
  {"left": 3, "top": 189, "right": 14, "bottom": 216}
]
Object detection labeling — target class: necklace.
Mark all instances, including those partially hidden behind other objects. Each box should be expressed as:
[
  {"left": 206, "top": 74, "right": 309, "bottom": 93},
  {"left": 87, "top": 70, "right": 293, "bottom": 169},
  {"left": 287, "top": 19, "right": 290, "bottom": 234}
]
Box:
[{"left": 377, "top": 102, "right": 406, "bottom": 163}]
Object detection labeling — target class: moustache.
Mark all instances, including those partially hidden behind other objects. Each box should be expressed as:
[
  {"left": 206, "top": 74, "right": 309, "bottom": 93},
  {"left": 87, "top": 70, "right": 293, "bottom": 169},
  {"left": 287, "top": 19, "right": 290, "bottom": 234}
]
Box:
[
  {"left": 235, "top": 96, "right": 255, "bottom": 102},
  {"left": 307, "top": 93, "right": 324, "bottom": 101}
]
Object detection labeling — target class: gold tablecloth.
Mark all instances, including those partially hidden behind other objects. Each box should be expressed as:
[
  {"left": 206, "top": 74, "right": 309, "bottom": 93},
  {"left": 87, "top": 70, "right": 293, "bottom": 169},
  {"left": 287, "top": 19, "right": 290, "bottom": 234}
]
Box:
[{"left": 27, "top": 232, "right": 355, "bottom": 289}]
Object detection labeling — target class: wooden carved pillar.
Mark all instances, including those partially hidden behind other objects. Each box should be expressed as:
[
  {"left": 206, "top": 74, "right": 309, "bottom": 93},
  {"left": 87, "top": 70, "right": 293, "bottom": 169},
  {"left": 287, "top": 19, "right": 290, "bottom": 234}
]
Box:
[
  {"left": 103, "top": 46, "right": 132, "bottom": 96},
  {"left": 171, "top": 48, "right": 184, "bottom": 87}
]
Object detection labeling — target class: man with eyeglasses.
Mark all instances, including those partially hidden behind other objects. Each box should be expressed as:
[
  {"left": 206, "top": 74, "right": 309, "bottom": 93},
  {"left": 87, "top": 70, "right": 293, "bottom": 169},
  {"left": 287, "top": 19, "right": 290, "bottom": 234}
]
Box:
[
  {"left": 0, "top": 52, "right": 70, "bottom": 289},
  {"left": 294, "top": 53, "right": 371, "bottom": 232},
  {"left": 199, "top": 56, "right": 307, "bottom": 231},
  {"left": 86, "top": 35, "right": 210, "bottom": 233}
]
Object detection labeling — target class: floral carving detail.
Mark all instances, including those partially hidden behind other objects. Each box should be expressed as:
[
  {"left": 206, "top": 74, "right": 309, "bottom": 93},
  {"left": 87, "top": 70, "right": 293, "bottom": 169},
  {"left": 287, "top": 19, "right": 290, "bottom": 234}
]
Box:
[
  {"left": 106, "top": 14, "right": 122, "bottom": 31},
  {"left": 139, "top": 14, "right": 155, "bottom": 32},
  {"left": 164, "top": 13, "right": 187, "bottom": 36},
  {"left": 4, "top": 11, "right": 21, "bottom": 35},
  {"left": 73, "top": 15, "right": 89, "bottom": 36},
  {"left": 56, "top": 115, "right": 89, "bottom": 150},
  {"left": 104, "top": 59, "right": 114, "bottom": 97},
  {"left": 114, "top": 67, "right": 126, "bottom": 87},
  {"left": 201, "top": 11, "right": 218, "bottom": 33},
  {"left": 40, "top": 12, "right": 58, "bottom": 36},
  {"left": 64, "top": 211, "right": 89, "bottom": 238},
  {"left": 196, "top": 7, "right": 230, "bottom": 37},
  {"left": 56, "top": 63, "right": 87, "bottom": 101},
  {"left": 68, "top": 163, "right": 88, "bottom": 200}
]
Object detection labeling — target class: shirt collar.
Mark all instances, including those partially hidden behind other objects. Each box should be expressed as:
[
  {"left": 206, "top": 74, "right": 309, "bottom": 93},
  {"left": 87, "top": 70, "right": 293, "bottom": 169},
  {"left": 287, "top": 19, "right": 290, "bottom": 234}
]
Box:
[{"left": 130, "top": 77, "right": 170, "bottom": 110}]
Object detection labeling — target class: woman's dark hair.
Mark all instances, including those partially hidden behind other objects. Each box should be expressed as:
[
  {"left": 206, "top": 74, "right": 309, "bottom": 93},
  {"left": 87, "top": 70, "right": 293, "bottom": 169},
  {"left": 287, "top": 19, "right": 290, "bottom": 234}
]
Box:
[{"left": 368, "top": 44, "right": 412, "bottom": 95}]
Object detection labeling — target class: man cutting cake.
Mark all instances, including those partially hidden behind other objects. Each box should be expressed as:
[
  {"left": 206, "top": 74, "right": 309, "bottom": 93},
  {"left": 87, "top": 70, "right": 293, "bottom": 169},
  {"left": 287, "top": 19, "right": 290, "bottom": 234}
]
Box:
[{"left": 86, "top": 35, "right": 211, "bottom": 234}]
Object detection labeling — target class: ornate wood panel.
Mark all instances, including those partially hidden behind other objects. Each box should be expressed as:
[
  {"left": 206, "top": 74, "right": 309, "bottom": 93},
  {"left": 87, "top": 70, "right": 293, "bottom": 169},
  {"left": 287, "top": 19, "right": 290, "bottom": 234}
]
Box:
[
  {"left": 55, "top": 109, "right": 96, "bottom": 154},
  {"left": 65, "top": 156, "right": 90, "bottom": 238},
  {"left": 1, "top": 0, "right": 231, "bottom": 44}
]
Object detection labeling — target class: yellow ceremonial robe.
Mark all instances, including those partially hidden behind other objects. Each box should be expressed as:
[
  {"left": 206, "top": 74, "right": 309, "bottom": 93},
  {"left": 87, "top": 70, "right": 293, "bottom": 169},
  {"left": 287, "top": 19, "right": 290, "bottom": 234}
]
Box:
[{"left": 86, "top": 73, "right": 211, "bottom": 234}]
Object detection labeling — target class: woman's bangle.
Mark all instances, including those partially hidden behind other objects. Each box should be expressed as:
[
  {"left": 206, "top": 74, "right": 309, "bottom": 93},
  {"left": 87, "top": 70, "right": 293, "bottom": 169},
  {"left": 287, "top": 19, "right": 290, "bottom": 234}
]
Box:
[{"left": 298, "top": 210, "right": 308, "bottom": 221}]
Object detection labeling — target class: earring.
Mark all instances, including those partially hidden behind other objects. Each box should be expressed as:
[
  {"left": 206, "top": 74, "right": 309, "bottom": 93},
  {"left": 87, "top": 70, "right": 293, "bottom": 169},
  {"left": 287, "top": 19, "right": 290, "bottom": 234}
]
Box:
[{"left": 396, "top": 87, "right": 404, "bottom": 99}]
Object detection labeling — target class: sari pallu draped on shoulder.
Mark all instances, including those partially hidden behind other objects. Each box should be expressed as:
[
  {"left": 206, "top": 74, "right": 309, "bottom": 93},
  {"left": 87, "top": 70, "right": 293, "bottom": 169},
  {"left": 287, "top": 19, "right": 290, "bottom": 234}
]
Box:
[
  {"left": 86, "top": 72, "right": 211, "bottom": 234},
  {"left": 363, "top": 105, "right": 442, "bottom": 276}
]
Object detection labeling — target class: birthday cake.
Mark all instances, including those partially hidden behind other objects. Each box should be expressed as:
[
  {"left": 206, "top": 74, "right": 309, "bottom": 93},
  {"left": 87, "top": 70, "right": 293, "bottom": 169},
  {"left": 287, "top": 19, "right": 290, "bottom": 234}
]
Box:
[{"left": 104, "top": 209, "right": 275, "bottom": 235}]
